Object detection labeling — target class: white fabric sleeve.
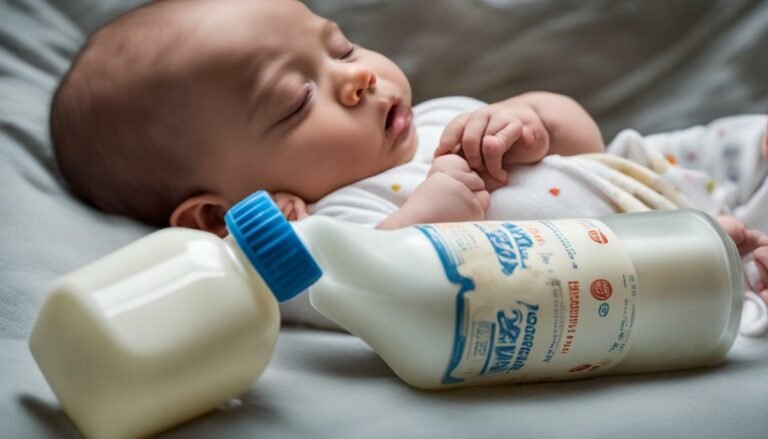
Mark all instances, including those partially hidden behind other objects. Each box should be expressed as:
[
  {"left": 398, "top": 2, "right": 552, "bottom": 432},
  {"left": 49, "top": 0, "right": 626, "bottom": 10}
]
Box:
[{"left": 308, "top": 185, "right": 399, "bottom": 229}]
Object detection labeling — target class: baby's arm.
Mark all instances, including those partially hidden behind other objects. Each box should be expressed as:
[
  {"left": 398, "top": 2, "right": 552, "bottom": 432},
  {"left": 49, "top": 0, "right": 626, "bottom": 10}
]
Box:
[
  {"left": 377, "top": 155, "right": 490, "bottom": 230},
  {"left": 435, "top": 92, "right": 603, "bottom": 185}
]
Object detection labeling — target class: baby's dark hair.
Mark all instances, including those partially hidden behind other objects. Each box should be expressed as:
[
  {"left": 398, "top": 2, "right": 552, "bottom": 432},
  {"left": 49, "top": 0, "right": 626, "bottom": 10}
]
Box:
[{"left": 51, "top": 0, "right": 205, "bottom": 226}]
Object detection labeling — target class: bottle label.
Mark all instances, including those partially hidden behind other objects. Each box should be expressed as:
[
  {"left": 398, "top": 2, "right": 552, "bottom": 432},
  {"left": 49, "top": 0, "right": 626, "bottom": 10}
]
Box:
[{"left": 415, "top": 219, "right": 638, "bottom": 385}]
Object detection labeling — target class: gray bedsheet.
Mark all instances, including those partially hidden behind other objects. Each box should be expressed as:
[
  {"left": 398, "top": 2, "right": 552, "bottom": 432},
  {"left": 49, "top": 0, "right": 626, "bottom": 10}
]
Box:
[
  {"left": 5, "top": 331, "right": 768, "bottom": 438},
  {"left": 2, "top": 0, "right": 767, "bottom": 437}
]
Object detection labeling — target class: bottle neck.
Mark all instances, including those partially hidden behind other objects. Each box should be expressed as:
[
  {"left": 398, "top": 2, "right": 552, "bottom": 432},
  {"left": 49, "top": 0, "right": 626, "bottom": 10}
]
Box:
[{"left": 224, "top": 220, "right": 321, "bottom": 302}]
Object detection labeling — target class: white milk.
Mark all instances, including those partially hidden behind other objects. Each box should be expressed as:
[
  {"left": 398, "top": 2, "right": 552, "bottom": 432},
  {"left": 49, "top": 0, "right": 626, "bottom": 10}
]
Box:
[{"left": 30, "top": 192, "right": 743, "bottom": 436}]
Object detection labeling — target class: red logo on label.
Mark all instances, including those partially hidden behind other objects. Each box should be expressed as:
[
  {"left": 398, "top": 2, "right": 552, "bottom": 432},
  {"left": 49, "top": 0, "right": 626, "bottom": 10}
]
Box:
[
  {"left": 588, "top": 229, "right": 608, "bottom": 244},
  {"left": 569, "top": 364, "right": 592, "bottom": 372},
  {"left": 590, "top": 279, "right": 612, "bottom": 301}
]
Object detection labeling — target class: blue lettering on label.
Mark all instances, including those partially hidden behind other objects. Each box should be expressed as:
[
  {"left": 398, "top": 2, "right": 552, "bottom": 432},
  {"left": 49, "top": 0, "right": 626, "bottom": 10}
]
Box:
[
  {"left": 488, "top": 301, "right": 540, "bottom": 374},
  {"left": 475, "top": 223, "right": 533, "bottom": 276},
  {"left": 502, "top": 223, "right": 533, "bottom": 270},
  {"left": 496, "top": 309, "right": 523, "bottom": 343},
  {"left": 415, "top": 224, "right": 539, "bottom": 384}
]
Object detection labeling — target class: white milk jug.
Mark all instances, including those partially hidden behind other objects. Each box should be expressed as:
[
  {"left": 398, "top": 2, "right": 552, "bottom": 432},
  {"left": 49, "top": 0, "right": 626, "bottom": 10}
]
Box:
[
  {"left": 29, "top": 192, "right": 322, "bottom": 438},
  {"left": 30, "top": 191, "right": 743, "bottom": 437},
  {"left": 303, "top": 201, "right": 743, "bottom": 388}
]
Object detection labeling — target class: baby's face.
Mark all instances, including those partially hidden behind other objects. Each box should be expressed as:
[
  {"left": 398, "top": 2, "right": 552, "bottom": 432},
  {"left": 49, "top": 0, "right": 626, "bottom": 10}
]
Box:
[{"left": 178, "top": 0, "right": 416, "bottom": 204}]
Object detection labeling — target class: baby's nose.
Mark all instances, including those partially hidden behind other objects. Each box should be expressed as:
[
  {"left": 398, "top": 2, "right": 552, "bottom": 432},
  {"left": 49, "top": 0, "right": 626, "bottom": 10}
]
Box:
[{"left": 339, "top": 66, "right": 377, "bottom": 106}]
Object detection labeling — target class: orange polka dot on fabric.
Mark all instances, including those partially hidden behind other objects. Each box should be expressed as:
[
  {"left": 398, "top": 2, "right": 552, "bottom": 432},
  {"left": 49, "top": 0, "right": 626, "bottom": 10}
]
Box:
[{"left": 664, "top": 154, "right": 678, "bottom": 165}]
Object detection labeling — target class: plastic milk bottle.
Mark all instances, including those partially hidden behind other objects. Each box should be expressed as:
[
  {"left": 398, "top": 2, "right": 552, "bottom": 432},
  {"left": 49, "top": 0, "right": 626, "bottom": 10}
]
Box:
[
  {"left": 30, "top": 191, "right": 743, "bottom": 437},
  {"left": 29, "top": 192, "right": 322, "bottom": 438},
  {"left": 298, "top": 197, "right": 743, "bottom": 387}
]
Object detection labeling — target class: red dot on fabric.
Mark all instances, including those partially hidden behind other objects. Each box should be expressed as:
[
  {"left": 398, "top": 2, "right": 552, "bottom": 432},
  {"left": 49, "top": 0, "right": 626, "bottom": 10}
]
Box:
[{"left": 549, "top": 187, "right": 561, "bottom": 197}]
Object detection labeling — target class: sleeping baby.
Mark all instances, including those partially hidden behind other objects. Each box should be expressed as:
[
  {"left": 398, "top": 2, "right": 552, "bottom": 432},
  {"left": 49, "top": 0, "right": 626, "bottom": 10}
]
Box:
[{"left": 50, "top": 0, "right": 768, "bottom": 325}]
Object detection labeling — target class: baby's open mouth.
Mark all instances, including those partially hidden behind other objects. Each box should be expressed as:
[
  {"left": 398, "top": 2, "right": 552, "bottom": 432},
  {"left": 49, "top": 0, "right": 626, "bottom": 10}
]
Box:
[
  {"left": 385, "top": 103, "right": 399, "bottom": 131},
  {"left": 384, "top": 101, "right": 412, "bottom": 139}
]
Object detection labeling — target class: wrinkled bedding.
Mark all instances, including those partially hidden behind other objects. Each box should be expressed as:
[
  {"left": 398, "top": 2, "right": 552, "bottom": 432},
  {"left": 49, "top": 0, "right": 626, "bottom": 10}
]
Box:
[{"left": 2, "top": 0, "right": 768, "bottom": 437}]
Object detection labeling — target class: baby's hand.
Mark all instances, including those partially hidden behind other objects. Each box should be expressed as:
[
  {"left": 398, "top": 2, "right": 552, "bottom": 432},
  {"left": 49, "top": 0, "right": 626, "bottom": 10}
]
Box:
[
  {"left": 271, "top": 192, "right": 308, "bottom": 221},
  {"left": 408, "top": 155, "right": 490, "bottom": 223},
  {"left": 717, "top": 215, "right": 768, "bottom": 301},
  {"left": 434, "top": 102, "right": 550, "bottom": 184}
]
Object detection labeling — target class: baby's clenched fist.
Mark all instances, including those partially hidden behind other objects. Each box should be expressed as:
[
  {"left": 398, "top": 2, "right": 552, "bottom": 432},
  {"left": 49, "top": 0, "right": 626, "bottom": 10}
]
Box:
[
  {"left": 377, "top": 155, "right": 490, "bottom": 229},
  {"left": 407, "top": 155, "right": 490, "bottom": 223}
]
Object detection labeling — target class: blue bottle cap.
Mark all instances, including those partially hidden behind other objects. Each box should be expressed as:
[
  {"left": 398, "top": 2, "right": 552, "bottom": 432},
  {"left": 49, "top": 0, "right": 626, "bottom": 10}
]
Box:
[{"left": 225, "top": 191, "right": 322, "bottom": 302}]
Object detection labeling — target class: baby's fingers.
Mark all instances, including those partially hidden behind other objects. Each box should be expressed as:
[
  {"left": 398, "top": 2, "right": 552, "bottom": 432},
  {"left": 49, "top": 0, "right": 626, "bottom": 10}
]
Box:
[
  {"left": 448, "top": 169, "right": 486, "bottom": 192},
  {"left": 281, "top": 202, "right": 296, "bottom": 221},
  {"left": 461, "top": 111, "right": 492, "bottom": 171},
  {"left": 490, "top": 118, "right": 524, "bottom": 148},
  {"left": 483, "top": 119, "right": 523, "bottom": 181},
  {"left": 436, "top": 113, "right": 470, "bottom": 157},
  {"left": 478, "top": 170, "right": 508, "bottom": 192},
  {"left": 481, "top": 135, "right": 509, "bottom": 182},
  {"left": 272, "top": 194, "right": 292, "bottom": 213},
  {"left": 474, "top": 189, "right": 491, "bottom": 215},
  {"left": 271, "top": 192, "right": 309, "bottom": 221},
  {"left": 293, "top": 200, "right": 309, "bottom": 220}
]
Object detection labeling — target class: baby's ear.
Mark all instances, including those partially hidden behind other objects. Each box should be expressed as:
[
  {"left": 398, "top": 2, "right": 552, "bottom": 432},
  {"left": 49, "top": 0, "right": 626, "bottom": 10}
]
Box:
[{"left": 170, "top": 194, "right": 231, "bottom": 237}]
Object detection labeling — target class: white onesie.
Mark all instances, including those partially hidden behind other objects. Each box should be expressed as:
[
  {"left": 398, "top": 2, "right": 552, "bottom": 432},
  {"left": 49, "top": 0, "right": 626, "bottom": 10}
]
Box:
[{"left": 280, "top": 96, "right": 768, "bottom": 330}]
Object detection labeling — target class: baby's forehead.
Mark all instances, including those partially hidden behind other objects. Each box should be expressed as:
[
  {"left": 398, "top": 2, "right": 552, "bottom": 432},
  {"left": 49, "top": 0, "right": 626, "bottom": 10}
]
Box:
[
  {"left": 175, "top": 0, "right": 320, "bottom": 69},
  {"left": 188, "top": 0, "right": 318, "bottom": 43}
]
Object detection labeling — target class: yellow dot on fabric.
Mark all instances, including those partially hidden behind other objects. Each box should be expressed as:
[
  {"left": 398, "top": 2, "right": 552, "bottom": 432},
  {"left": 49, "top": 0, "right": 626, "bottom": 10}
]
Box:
[
  {"left": 391, "top": 183, "right": 402, "bottom": 192},
  {"left": 706, "top": 180, "right": 715, "bottom": 193}
]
